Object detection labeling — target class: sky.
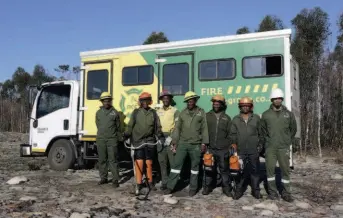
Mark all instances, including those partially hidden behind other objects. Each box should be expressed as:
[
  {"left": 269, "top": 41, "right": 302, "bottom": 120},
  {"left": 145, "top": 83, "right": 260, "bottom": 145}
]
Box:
[{"left": 0, "top": 0, "right": 341, "bottom": 82}]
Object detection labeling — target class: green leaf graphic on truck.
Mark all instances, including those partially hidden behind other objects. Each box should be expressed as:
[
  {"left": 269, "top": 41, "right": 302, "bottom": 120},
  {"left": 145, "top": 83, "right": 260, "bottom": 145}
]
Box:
[{"left": 120, "top": 88, "right": 143, "bottom": 120}]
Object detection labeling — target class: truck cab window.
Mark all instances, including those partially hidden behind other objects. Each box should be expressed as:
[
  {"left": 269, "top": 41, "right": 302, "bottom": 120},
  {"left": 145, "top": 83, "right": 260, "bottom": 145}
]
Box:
[
  {"left": 36, "top": 85, "right": 71, "bottom": 119},
  {"left": 87, "top": 70, "right": 109, "bottom": 99},
  {"left": 163, "top": 63, "right": 189, "bottom": 95},
  {"left": 243, "top": 55, "right": 282, "bottom": 77}
]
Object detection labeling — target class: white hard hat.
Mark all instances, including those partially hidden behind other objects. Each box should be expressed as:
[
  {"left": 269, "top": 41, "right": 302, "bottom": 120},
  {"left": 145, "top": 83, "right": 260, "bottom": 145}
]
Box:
[{"left": 270, "top": 88, "right": 284, "bottom": 99}]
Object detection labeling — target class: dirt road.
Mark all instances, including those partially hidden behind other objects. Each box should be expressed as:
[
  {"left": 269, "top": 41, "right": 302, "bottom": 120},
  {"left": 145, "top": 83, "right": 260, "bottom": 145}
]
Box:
[{"left": 1, "top": 132, "right": 343, "bottom": 217}]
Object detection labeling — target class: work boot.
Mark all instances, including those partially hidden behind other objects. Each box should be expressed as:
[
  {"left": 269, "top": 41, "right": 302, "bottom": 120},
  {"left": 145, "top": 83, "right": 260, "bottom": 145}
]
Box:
[
  {"left": 163, "top": 188, "right": 172, "bottom": 195},
  {"left": 233, "top": 190, "right": 244, "bottom": 200},
  {"left": 189, "top": 190, "right": 197, "bottom": 197},
  {"left": 98, "top": 179, "right": 108, "bottom": 185},
  {"left": 252, "top": 190, "right": 262, "bottom": 199},
  {"left": 135, "top": 184, "right": 144, "bottom": 196},
  {"left": 268, "top": 191, "right": 279, "bottom": 200},
  {"left": 202, "top": 187, "right": 211, "bottom": 195},
  {"left": 281, "top": 191, "right": 294, "bottom": 202},
  {"left": 160, "top": 184, "right": 167, "bottom": 191},
  {"left": 112, "top": 180, "right": 119, "bottom": 188},
  {"left": 223, "top": 187, "right": 233, "bottom": 198},
  {"left": 149, "top": 182, "right": 157, "bottom": 191}
]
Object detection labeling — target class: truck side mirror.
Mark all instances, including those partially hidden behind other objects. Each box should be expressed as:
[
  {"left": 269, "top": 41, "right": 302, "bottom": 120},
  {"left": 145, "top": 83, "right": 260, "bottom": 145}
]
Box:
[{"left": 33, "top": 120, "right": 38, "bottom": 128}]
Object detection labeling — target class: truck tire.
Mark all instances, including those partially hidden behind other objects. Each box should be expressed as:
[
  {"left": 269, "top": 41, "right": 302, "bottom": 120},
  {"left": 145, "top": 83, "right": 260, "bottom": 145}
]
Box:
[{"left": 48, "top": 139, "right": 76, "bottom": 171}]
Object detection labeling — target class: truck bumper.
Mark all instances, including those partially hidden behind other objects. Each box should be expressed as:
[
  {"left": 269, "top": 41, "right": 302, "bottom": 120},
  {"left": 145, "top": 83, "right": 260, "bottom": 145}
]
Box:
[{"left": 20, "top": 144, "right": 33, "bottom": 157}]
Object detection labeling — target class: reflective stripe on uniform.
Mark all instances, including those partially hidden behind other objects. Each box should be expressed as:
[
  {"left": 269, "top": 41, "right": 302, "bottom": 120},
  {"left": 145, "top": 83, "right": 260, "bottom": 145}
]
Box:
[
  {"left": 170, "top": 169, "right": 181, "bottom": 174},
  {"left": 282, "top": 179, "right": 290, "bottom": 183},
  {"left": 191, "top": 170, "right": 199, "bottom": 175},
  {"left": 267, "top": 177, "right": 275, "bottom": 181}
]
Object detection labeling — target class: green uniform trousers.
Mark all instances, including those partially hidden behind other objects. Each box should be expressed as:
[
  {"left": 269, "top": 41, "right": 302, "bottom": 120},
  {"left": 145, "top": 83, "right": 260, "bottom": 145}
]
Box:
[
  {"left": 265, "top": 147, "right": 290, "bottom": 194},
  {"left": 167, "top": 144, "right": 201, "bottom": 191},
  {"left": 97, "top": 139, "right": 119, "bottom": 182},
  {"left": 157, "top": 144, "right": 175, "bottom": 186}
]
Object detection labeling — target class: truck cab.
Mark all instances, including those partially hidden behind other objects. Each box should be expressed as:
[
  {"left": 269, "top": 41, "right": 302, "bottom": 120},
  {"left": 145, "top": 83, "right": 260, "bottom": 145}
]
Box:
[{"left": 20, "top": 80, "right": 80, "bottom": 170}]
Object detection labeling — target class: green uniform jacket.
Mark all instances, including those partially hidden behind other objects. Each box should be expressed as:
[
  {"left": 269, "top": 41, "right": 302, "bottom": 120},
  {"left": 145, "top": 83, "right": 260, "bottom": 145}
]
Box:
[
  {"left": 230, "top": 113, "right": 264, "bottom": 154},
  {"left": 261, "top": 105, "right": 297, "bottom": 149},
  {"left": 172, "top": 106, "right": 209, "bottom": 145},
  {"left": 206, "top": 110, "right": 232, "bottom": 150},
  {"left": 96, "top": 106, "right": 121, "bottom": 140},
  {"left": 126, "top": 107, "right": 164, "bottom": 147}
]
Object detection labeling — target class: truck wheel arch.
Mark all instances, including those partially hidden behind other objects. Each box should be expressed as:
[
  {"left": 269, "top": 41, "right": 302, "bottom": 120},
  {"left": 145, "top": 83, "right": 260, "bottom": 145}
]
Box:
[{"left": 45, "top": 136, "right": 78, "bottom": 159}]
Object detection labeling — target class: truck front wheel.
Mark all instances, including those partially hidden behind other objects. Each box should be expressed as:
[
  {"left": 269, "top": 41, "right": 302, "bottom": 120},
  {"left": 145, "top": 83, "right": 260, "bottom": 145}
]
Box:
[{"left": 48, "top": 139, "right": 76, "bottom": 171}]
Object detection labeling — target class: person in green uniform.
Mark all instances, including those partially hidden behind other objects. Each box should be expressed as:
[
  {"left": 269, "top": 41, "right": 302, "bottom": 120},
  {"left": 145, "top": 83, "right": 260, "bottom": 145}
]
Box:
[
  {"left": 156, "top": 90, "right": 180, "bottom": 191},
  {"left": 123, "top": 92, "right": 164, "bottom": 193},
  {"left": 230, "top": 96, "right": 264, "bottom": 200},
  {"left": 95, "top": 92, "right": 121, "bottom": 188},
  {"left": 261, "top": 88, "right": 297, "bottom": 202},
  {"left": 163, "top": 91, "right": 209, "bottom": 197},
  {"left": 202, "top": 94, "right": 233, "bottom": 197}
]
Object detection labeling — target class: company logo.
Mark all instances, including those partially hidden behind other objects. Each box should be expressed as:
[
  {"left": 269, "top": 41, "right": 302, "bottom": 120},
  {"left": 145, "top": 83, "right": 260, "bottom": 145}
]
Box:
[{"left": 120, "top": 88, "right": 143, "bottom": 120}]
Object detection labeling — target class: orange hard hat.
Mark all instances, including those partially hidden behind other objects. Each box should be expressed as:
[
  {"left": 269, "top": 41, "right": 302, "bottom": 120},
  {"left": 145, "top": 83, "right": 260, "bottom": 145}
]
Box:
[
  {"left": 139, "top": 92, "right": 152, "bottom": 100},
  {"left": 139, "top": 92, "right": 153, "bottom": 105}
]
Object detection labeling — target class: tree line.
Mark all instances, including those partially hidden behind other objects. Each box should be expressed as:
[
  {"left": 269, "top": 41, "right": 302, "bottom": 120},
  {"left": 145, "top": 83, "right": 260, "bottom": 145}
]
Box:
[{"left": 1, "top": 7, "right": 342, "bottom": 157}]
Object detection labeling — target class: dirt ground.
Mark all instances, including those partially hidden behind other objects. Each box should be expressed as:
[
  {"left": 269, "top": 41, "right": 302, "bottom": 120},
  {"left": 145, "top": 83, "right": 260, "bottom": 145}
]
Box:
[{"left": 1, "top": 132, "right": 343, "bottom": 218}]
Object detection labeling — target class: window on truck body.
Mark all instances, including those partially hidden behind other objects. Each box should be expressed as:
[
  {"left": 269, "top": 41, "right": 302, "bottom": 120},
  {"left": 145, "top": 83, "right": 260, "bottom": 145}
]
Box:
[
  {"left": 199, "top": 58, "right": 236, "bottom": 81},
  {"left": 122, "top": 65, "right": 154, "bottom": 86},
  {"left": 163, "top": 63, "right": 189, "bottom": 95},
  {"left": 36, "top": 85, "right": 71, "bottom": 119},
  {"left": 242, "top": 55, "right": 283, "bottom": 78},
  {"left": 87, "top": 69, "right": 109, "bottom": 100}
]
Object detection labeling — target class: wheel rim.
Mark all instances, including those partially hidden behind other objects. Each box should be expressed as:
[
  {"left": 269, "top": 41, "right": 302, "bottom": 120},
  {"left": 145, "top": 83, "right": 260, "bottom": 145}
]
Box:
[{"left": 53, "top": 147, "right": 67, "bottom": 164}]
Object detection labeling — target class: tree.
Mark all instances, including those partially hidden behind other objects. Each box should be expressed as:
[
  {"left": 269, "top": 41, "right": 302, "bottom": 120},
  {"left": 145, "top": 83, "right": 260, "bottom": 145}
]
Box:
[
  {"left": 12, "top": 67, "right": 31, "bottom": 93},
  {"left": 55, "top": 65, "right": 81, "bottom": 80},
  {"left": 32, "top": 64, "right": 54, "bottom": 85},
  {"left": 257, "top": 15, "right": 284, "bottom": 32},
  {"left": 290, "top": 7, "right": 331, "bottom": 157},
  {"left": 143, "top": 31, "right": 169, "bottom": 45},
  {"left": 236, "top": 26, "right": 250, "bottom": 34}
]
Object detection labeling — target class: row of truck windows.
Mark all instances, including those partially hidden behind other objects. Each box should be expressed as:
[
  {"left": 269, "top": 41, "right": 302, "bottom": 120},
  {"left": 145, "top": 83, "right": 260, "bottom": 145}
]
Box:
[{"left": 86, "top": 55, "right": 283, "bottom": 100}]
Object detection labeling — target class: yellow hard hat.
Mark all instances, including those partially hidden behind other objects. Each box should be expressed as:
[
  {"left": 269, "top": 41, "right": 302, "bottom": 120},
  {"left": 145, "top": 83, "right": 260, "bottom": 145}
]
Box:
[
  {"left": 238, "top": 96, "right": 253, "bottom": 105},
  {"left": 100, "top": 92, "right": 112, "bottom": 101},
  {"left": 211, "top": 94, "right": 225, "bottom": 103},
  {"left": 184, "top": 91, "right": 200, "bottom": 102}
]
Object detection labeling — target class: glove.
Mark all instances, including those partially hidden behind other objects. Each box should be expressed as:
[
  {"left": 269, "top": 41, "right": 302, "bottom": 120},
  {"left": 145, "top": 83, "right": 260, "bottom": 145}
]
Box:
[
  {"left": 123, "top": 132, "right": 130, "bottom": 140},
  {"left": 159, "top": 137, "right": 166, "bottom": 146},
  {"left": 201, "top": 144, "right": 207, "bottom": 153},
  {"left": 171, "top": 143, "right": 177, "bottom": 153},
  {"left": 230, "top": 144, "right": 237, "bottom": 156}
]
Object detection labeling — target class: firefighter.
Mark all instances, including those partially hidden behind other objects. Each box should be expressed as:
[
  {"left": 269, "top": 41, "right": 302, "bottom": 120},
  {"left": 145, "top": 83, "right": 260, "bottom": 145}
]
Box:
[
  {"left": 261, "top": 88, "right": 297, "bottom": 202},
  {"left": 156, "top": 91, "right": 180, "bottom": 191},
  {"left": 96, "top": 92, "right": 121, "bottom": 188},
  {"left": 163, "top": 91, "right": 209, "bottom": 197},
  {"left": 123, "top": 92, "right": 164, "bottom": 193},
  {"left": 230, "top": 96, "right": 264, "bottom": 200},
  {"left": 202, "top": 95, "right": 233, "bottom": 197}
]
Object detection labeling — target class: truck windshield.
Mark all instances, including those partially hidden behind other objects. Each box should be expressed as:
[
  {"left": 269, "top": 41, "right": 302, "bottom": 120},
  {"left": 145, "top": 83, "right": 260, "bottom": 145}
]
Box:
[{"left": 36, "top": 85, "right": 71, "bottom": 119}]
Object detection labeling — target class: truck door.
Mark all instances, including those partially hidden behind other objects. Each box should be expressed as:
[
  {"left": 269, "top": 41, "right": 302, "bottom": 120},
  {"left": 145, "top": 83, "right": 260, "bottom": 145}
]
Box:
[
  {"left": 157, "top": 52, "right": 194, "bottom": 107},
  {"left": 30, "top": 81, "right": 78, "bottom": 153},
  {"left": 81, "top": 61, "right": 113, "bottom": 139}
]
